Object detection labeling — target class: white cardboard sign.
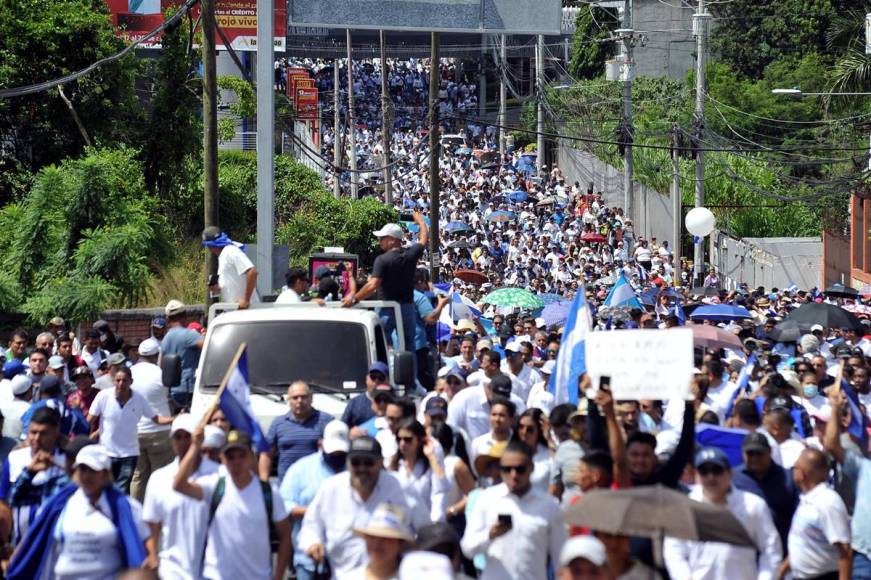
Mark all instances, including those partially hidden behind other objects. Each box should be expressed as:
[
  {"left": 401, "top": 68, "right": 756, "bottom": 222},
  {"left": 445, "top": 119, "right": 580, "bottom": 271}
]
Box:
[{"left": 585, "top": 328, "right": 695, "bottom": 401}]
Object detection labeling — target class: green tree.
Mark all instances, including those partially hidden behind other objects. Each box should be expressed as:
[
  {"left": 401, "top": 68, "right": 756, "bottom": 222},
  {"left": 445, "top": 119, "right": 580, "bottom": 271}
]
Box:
[
  {"left": 140, "top": 6, "right": 203, "bottom": 217},
  {"left": 569, "top": 6, "right": 619, "bottom": 80},
  {"left": 0, "top": 0, "right": 141, "bottom": 199},
  {"left": 709, "top": 0, "right": 836, "bottom": 79}
]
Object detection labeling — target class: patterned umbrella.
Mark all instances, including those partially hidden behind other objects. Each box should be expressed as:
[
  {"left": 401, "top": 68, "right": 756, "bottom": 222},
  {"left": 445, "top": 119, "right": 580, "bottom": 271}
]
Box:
[
  {"left": 486, "top": 210, "right": 516, "bottom": 223},
  {"left": 506, "top": 190, "right": 528, "bottom": 203},
  {"left": 541, "top": 300, "right": 572, "bottom": 327},
  {"left": 444, "top": 221, "right": 472, "bottom": 234},
  {"left": 537, "top": 293, "right": 566, "bottom": 305},
  {"left": 481, "top": 287, "right": 545, "bottom": 310}
]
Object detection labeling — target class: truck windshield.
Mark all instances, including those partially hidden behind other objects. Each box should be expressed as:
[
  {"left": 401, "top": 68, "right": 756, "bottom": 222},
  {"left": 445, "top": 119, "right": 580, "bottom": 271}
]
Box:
[{"left": 200, "top": 321, "right": 370, "bottom": 393}]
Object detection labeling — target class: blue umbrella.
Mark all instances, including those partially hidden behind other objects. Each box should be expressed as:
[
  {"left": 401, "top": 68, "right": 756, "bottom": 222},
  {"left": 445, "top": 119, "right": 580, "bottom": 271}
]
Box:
[
  {"left": 486, "top": 210, "right": 516, "bottom": 223},
  {"left": 537, "top": 293, "right": 566, "bottom": 305},
  {"left": 455, "top": 146, "right": 472, "bottom": 155},
  {"left": 506, "top": 190, "right": 528, "bottom": 203},
  {"left": 690, "top": 304, "right": 752, "bottom": 322},
  {"left": 541, "top": 300, "right": 572, "bottom": 328},
  {"left": 444, "top": 221, "right": 472, "bottom": 234}
]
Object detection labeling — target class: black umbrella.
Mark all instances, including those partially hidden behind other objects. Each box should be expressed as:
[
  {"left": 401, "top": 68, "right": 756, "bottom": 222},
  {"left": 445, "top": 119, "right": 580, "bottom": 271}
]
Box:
[
  {"left": 690, "top": 287, "right": 720, "bottom": 298},
  {"left": 769, "top": 319, "right": 803, "bottom": 343},
  {"left": 782, "top": 302, "right": 863, "bottom": 332},
  {"left": 825, "top": 285, "right": 859, "bottom": 299}
]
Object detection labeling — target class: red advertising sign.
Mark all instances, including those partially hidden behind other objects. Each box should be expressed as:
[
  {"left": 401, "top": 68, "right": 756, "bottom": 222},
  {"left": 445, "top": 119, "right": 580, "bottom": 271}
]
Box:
[
  {"left": 104, "top": 0, "right": 286, "bottom": 51},
  {"left": 293, "top": 78, "right": 314, "bottom": 108},
  {"left": 296, "top": 88, "right": 318, "bottom": 120}
]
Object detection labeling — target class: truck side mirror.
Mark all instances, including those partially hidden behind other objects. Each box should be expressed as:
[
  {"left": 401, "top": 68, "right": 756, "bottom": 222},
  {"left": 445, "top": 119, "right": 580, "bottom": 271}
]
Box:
[
  {"left": 392, "top": 351, "right": 415, "bottom": 390},
  {"left": 161, "top": 354, "right": 182, "bottom": 388}
]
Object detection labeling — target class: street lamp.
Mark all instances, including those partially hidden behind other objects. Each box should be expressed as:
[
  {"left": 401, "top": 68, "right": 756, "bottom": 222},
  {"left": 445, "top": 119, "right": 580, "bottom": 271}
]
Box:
[{"left": 772, "top": 87, "right": 871, "bottom": 169}]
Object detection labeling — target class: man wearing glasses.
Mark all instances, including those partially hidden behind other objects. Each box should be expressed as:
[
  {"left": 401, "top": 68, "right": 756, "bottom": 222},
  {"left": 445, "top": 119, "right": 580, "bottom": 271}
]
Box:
[
  {"left": 663, "top": 448, "right": 782, "bottom": 580},
  {"left": 341, "top": 363, "right": 391, "bottom": 428},
  {"left": 298, "top": 436, "right": 429, "bottom": 577},
  {"left": 461, "top": 440, "right": 566, "bottom": 579}
]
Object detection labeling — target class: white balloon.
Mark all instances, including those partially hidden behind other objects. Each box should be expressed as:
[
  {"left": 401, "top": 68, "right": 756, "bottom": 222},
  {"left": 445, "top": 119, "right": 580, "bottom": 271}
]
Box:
[{"left": 685, "top": 207, "right": 716, "bottom": 237}]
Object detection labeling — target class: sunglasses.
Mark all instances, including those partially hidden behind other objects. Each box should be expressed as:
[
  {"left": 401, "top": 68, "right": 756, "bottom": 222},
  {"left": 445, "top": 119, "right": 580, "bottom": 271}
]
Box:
[
  {"left": 350, "top": 457, "right": 376, "bottom": 468},
  {"left": 698, "top": 464, "right": 725, "bottom": 477},
  {"left": 369, "top": 372, "right": 387, "bottom": 381},
  {"left": 397, "top": 436, "right": 416, "bottom": 443},
  {"left": 500, "top": 464, "right": 529, "bottom": 475}
]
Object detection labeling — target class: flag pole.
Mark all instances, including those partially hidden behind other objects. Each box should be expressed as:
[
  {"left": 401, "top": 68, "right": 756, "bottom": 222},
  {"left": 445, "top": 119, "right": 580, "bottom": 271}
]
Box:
[{"left": 199, "top": 342, "right": 247, "bottom": 429}]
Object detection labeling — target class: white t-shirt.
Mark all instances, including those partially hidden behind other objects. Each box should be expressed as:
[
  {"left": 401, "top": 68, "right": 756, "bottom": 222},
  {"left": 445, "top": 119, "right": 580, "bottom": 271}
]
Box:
[
  {"left": 131, "top": 362, "right": 170, "bottom": 435},
  {"left": 634, "top": 246, "right": 652, "bottom": 262},
  {"left": 52, "top": 489, "right": 150, "bottom": 580},
  {"left": 788, "top": 483, "right": 851, "bottom": 577},
  {"left": 90, "top": 389, "right": 157, "bottom": 458},
  {"left": 1, "top": 399, "right": 31, "bottom": 440},
  {"left": 274, "top": 288, "right": 302, "bottom": 304},
  {"left": 197, "top": 473, "right": 287, "bottom": 580},
  {"left": 142, "top": 457, "right": 220, "bottom": 580},
  {"left": 218, "top": 245, "right": 259, "bottom": 304}
]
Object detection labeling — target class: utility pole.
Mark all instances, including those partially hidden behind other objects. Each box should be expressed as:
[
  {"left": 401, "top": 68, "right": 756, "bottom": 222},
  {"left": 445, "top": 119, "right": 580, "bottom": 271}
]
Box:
[
  {"left": 255, "top": 0, "right": 274, "bottom": 297},
  {"left": 479, "top": 36, "right": 487, "bottom": 117},
  {"left": 671, "top": 124, "right": 682, "bottom": 286},
  {"left": 429, "top": 32, "right": 441, "bottom": 283},
  {"left": 499, "top": 34, "right": 506, "bottom": 157},
  {"left": 347, "top": 29, "right": 358, "bottom": 199},
  {"left": 693, "top": 0, "right": 710, "bottom": 286},
  {"left": 536, "top": 34, "right": 545, "bottom": 171},
  {"left": 621, "top": 0, "right": 635, "bottom": 229},
  {"left": 380, "top": 30, "right": 393, "bottom": 204},
  {"left": 333, "top": 58, "right": 342, "bottom": 198},
  {"left": 202, "top": 0, "right": 218, "bottom": 306}
]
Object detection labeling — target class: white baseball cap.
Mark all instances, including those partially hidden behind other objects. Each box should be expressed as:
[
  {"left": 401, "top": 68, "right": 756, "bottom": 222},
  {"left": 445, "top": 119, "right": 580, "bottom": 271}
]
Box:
[
  {"left": 399, "top": 551, "right": 454, "bottom": 579},
  {"left": 48, "top": 356, "right": 65, "bottom": 370},
  {"left": 541, "top": 360, "right": 556, "bottom": 375},
  {"left": 138, "top": 337, "right": 160, "bottom": 357},
  {"left": 171, "top": 413, "right": 197, "bottom": 436},
  {"left": 559, "top": 535, "right": 607, "bottom": 567},
  {"left": 165, "top": 299, "right": 186, "bottom": 317},
  {"left": 322, "top": 420, "right": 350, "bottom": 454},
  {"left": 203, "top": 425, "right": 227, "bottom": 449},
  {"left": 74, "top": 445, "right": 111, "bottom": 472},
  {"left": 10, "top": 374, "right": 32, "bottom": 396},
  {"left": 372, "top": 223, "right": 404, "bottom": 240}
]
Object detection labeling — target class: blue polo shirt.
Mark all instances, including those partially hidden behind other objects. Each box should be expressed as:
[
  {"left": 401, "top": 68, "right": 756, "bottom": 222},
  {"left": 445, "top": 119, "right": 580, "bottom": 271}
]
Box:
[
  {"left": 266, "top": 409, "right": 333, "bottom": 480},
  {"left": 341, "top": 392, "right": 376, "bottom": 428},
  {"left": 732, "top": 462, "right": 799, "bottom": 552}
]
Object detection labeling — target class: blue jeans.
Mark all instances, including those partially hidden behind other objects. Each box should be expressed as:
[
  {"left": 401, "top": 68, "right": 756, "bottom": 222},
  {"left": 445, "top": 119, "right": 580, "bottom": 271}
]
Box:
[
  {"left": 294, "top": 562, "right": 330, "bottom": 580},
  {"left": 855, "top": 551, "right": 871, "bottom": 580},
  {"left": 379, "top": 303, "right": 417, "bottom": 352},
  {"left": 111, "top": 456, "right": 138, "bottom": 494}
]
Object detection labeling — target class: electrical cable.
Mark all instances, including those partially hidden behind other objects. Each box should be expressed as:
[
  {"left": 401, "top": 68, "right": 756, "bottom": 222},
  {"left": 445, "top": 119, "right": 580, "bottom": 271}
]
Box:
[{"left": 0, "top": 0, "right": 200, "bottom": 99}]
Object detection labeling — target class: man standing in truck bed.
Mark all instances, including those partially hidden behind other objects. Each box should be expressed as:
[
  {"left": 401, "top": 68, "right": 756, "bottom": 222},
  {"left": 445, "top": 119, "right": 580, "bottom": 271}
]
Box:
[{"left": 343, "top": 211, "right": 428, "bottom": 353}]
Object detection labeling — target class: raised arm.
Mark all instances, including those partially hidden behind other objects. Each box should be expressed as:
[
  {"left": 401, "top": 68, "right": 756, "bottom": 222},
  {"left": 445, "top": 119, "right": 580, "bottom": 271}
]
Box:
[
  {"left": 658, "top": 401, "right": 695, "bottom": 488},
  {"left": 824, "top": 387, "right": 846, "bottom": 465},
  {"left": 172, "top": 426, "right": 205, "bottom": 501},
  {"left": 595, "top": 389, "right": 628, "bottom": 487}
]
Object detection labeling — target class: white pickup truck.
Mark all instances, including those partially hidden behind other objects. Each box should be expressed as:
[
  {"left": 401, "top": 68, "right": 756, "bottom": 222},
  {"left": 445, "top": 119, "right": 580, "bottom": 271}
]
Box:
[{"left": 163, "top": 301, "right": 415, "bottom": 434}]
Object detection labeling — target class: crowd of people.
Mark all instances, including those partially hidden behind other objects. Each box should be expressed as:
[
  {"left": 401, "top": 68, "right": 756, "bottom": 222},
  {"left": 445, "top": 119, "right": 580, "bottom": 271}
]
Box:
[{"left": 0, "top": 55, "right": 869, "bottom": 580}]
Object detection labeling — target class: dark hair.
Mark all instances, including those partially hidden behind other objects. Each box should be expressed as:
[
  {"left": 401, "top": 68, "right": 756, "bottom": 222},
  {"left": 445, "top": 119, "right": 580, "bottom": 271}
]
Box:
[
  {"left": 40, "top": 380, "right": 63, "bottom": 399},
  {"left": 483, "top": 350, "right": 501, "bottom": 366},
  {"left": 391, "top": 419, "right": 429, "bottom": 473},
  {"left": 86, "top": 329, "right": 102, "bottom": 341},
  {"left": 285, "top": 267, "right": 308, "bottom": 287},
  {"left": 113, "top": 365, "right": 133, "bottom": 381},
  {"left": 626, "top": 431, "right": 657, "bottom": 451},
  {"left": 387, "top": 396, "right": 417, "bottom": 420},
  {"left": 489, "top": 396, "right": 516, "bottom": 418},
  {"left": 503, "top": 440, "right": 534, "bottom": 462},
  {"left": 513, "top": 408, "right": 547, "bottom": 448},
  {"left": 29, "top": 348, "right": 50, "bottom": 360},
  {"left": 57, "top": 336, "right": 73, "bottom": 346},
  {"left": 733, "top": 398, "right": 761, "bottom": 427},
  {"left": 10, "top": 328, "right": 28, "bottom": 343},
  {"left": 549, "top": 403, "right": 576, "bottom": 429},
  {"left": 414, "top": 269, "right": 429, "bottom": 285},
  {"left": 581, "top": 449, "right": 614, "bottom": 474},
  {"left": 703, "top": 360, "right": 724, "bottom": 379},
  {"left": 699, "top": 410, "right": 720, "bottom": 425},
  {"left": 430, "top": 422, "right": 454, "bottom": 455},
  {"left": 31, "top": 407, "right": 61, "bottom": 428}
]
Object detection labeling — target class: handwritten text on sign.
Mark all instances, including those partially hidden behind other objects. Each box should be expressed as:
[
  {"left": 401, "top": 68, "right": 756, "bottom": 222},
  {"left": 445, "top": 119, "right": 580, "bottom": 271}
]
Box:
[{"left": 585, "top": 328, "right": 694, "bottom": 401}]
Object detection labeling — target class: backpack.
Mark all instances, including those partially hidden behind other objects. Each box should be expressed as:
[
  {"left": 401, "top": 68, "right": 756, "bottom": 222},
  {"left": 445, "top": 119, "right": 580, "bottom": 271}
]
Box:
[{"left": 207, "top": 477, "right": 277, "bottom": 551}]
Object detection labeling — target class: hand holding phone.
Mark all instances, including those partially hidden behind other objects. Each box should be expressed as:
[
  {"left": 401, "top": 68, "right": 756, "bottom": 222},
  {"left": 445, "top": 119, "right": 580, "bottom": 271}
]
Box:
[{"left": 491, "top": 514, "right": 512, "bottom": 539}]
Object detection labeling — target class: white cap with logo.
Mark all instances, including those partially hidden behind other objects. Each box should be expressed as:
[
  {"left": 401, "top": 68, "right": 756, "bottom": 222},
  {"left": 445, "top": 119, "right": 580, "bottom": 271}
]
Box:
[{"left": 372, "top": 223, "right": 404, "bottom": 240}]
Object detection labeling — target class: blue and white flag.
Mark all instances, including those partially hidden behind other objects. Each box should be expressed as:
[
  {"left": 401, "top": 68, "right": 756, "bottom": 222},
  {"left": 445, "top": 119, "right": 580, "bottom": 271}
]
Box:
[
  {"left": 841, "top": 379, "right": 869, "bottom": 443},
  {"left": 548, "top": 286, "right": 592, "bottom": 405},
  {"left": 604, "top": 273, "right": 643, "bottom": 310},
  {"left": 724, "top": 353, "right": 756, "bottom": 420},
  {"left": 218, "top": 349, "right": 270, "bottom": 453},
  {"left": 673, "top": 302, "right": 686, "bottom": 326}
]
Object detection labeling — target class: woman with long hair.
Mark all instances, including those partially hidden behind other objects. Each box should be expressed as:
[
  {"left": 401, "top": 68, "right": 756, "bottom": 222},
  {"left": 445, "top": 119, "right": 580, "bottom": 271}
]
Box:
[
  {"left": 389, "top": 420, "right": 449, "bottom": 522},
  {"left": 429, "top": 422, "right": 475, "bottom": 530},
  {"left": 511, "top": 408, "right": 554, "bottom": 492}
]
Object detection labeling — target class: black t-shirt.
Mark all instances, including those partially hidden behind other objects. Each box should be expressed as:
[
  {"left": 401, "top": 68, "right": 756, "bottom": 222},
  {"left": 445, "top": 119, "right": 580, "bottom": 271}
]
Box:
[{"left": 371, "top": 243, "right": 425, "bottom": 303}]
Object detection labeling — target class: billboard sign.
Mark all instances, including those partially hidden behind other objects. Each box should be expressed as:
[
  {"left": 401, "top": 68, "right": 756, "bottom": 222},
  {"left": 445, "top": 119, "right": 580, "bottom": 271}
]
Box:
[
  {"left": 105, "top": 0, "right": 287, "bottom": 51},
  {"left": 296, "top": 88, "right": 319, "bottom": 119},
  {"left": 287, "top": 0, "right": 561, "bottom": 35}
]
